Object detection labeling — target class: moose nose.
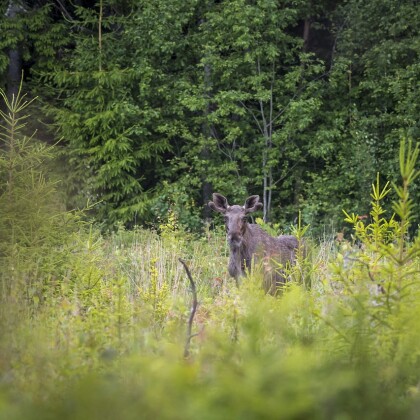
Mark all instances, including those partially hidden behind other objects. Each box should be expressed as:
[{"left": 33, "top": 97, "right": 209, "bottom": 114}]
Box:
[{"left": 228, "top": 233, "right": 242, "bottom": 247}]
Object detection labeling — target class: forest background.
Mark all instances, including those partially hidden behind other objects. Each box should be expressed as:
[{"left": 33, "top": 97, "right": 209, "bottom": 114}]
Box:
[{"left": 1, "top": 0, "right": 419, "bottom": 233}]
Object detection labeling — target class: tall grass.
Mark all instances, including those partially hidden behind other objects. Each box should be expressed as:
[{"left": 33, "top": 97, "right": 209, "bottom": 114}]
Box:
[{"left": 1, "top": 212, "right": 419, "bottom": 419}]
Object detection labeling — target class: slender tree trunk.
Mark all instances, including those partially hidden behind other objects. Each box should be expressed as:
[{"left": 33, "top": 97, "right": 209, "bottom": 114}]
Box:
[
  {"left": 7, "top": 50, "right": 21, "bottom": 100},
  {"left": 5, "top": 0, "right": 23, "bottom": 101},
  {"left": 201, "top": 26, "right": 213, "bottom": 220},
  {"left": 262, "top": 150, "right": 268, "bottom": 222},
  {"left": 6, "top": 0, "right": 24, "bottom": 100},
  {"left": 303, "top": 18, "right": 311, "bottom": 52},
  {"left": 258, "top": 59, "right": 275, "bottom": 223},
  {"left": 292, "top": 16, "right": 310, "bottom": 208},
  {"left": 267, "top": 66, "right": 274, "bottom": 222},
  {"left": 262, "top": 116, "right": 270, "bottom": 223},
  {"left": 98, "top": 0, "right": 103, "bottom": 71}
]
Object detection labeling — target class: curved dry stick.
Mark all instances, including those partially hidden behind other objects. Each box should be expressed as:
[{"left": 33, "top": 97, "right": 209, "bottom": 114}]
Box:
[{"left": 179, "top": 258, "right": 198, "bottom": 359}]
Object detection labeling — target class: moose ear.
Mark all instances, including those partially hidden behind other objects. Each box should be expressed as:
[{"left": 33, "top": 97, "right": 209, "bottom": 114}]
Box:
[
  {"left": 208, "top": 193, "right": 229, "bottom": 214},
  {"left": 244, "top": 195, "right": 263, "bottom": 213}
]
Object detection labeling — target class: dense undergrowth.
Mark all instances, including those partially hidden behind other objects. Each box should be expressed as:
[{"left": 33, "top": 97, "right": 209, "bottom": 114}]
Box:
[{"left": 1, "top": 89, "right": 420, "bottom": 419}]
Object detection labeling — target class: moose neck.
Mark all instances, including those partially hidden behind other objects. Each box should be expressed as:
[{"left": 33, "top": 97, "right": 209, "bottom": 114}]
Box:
[{"left": 228, "top": 224, "right": 252, "bottom": 279}]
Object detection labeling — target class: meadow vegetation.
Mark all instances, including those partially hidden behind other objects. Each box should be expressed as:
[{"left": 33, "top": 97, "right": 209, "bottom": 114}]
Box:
[{"left": 0, "top": 89, "right": 420, "bottom": 419}]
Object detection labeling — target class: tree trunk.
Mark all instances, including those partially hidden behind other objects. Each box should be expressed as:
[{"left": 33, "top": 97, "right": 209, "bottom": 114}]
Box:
[
  {"left": 201, "top": 53, "right": 213, "bottom": 221},
  {"left": 303, "top": 18, "right": 311, "bottom": 52},
  {"left": 5, "top": 0, "right": 24, "bottom": 101},
  {"left": 7, "top": 50, "right": 21, "bottom": 100}
]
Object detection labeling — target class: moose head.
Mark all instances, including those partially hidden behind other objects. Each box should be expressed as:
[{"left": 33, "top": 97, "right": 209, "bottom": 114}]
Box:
[{"left": 208, "top": 193, "right": 263, "bottom": 248}]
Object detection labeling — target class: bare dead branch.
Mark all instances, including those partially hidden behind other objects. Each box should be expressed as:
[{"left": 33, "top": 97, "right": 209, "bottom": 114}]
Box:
[
  {"left": 179, "top": 258, "right": 198, "bottom": 359},
  {"left": 54, "top": 0, "right": 74, "bottom": 22}
]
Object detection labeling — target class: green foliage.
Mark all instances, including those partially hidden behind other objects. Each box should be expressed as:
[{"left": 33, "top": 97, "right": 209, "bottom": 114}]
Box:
[
  {"left": 42, "top": 64, "right": 153, "bottom": 225},
  {"left": 185, "top": 0, "right": 325, "bottom": 223},
  {"left": 151, "top": 181, "right": 203, "bottom": 233},
  {"left": 305, "top": 0, "right": 420, "bottom": 232},
  {"left": 1, "top": 0, "right": 419, "bottom": 234},
  {"left": 327, "top": 139, "right": 420, "bottom": 398},
  {"left": 0, "top": 2, "right": 69, "bottom": 88},
  {"left": 1, "top": 219, "right": 419, "bottom": 419},
  {"left": 0, "top": 83, "right": 80, "bottom": 299},
  {"left": 139, "top": 257, "right": 171, "bottom": 330},
  {"left": 36, "top": 0, "right": 202, "bottom": 227}
]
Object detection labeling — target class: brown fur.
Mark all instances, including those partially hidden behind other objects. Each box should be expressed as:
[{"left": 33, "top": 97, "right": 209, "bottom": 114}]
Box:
[{"left": 208, "top": 193, "right": 299, "bottom": 294}]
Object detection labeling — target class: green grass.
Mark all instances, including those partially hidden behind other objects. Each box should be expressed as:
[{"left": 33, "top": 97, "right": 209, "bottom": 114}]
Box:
[{"left": 1, "top": 220, "right": 419, "bottom": 419}]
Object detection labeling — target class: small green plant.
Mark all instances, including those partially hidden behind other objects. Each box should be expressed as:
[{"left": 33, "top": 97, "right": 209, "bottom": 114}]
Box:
[
  {"left": 341, "top": 139, "right": 419, "bottom": 297},
  {"left": 255, "top": 217, "right": 282, "bottom": 236},
  {"left": 290, "top": 211, "right": 312, "bottom": 289},
  {"left": 0, "top": 82, "right": 61, "bottom": 299},
  {"left": 139, "top": 258, "right": 170, "bottom": 330},
  {"left": 158, "top": 208, "right": 179, "bottom": 237},
  {"left": 0, "top": 82, "right": 93, "bottom": 309},
  {"left": 329, "top": 138, "right": 420, "bottom": 385},
  {"left": 343, "top": 173, "right": 397, "bottom": 250}
]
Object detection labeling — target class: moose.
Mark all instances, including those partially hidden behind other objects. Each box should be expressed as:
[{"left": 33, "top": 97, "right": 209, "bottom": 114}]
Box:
[{"left": 208, "top": 193, "right": 299, "bottom": 293}]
